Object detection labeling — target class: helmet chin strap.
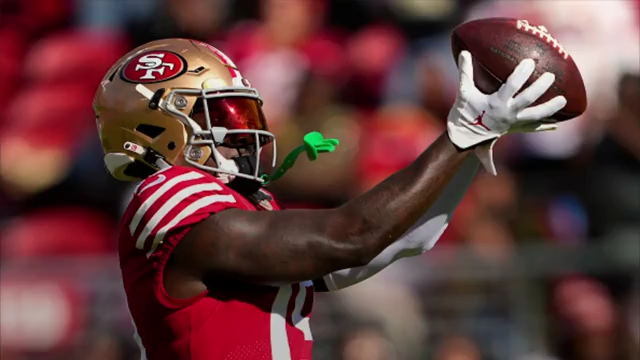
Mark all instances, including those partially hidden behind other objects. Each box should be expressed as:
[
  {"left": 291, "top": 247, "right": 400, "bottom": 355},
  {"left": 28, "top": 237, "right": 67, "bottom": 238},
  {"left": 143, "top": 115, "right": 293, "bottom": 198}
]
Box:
[
  {"left": 226, "top": 155, "right": 263, "bottom": 195},
  {"left": 211, "top": 146, "right": 263, "bottom": 195},
  {"left": 211, "top": 147, "right": 239, "bottom": 184}
]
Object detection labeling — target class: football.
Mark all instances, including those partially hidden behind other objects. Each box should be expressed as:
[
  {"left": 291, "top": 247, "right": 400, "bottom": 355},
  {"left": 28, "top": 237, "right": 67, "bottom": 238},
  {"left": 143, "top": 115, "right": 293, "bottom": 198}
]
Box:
[{"left": 451, "top": 18, "right": 587, "bottom": 121}]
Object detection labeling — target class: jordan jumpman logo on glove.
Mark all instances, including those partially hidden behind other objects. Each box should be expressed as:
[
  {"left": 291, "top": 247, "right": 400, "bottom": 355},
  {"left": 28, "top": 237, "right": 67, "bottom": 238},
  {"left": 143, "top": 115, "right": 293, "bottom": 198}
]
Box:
[{"left": 447, "top": 50, "right": 567, "bottom": 175}]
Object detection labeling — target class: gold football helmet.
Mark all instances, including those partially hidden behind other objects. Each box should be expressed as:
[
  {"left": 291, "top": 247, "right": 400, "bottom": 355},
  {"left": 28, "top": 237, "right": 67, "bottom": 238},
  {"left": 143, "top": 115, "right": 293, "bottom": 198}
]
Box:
[{"left": 94, "top": 38, "right": 275, "bottom": 183}]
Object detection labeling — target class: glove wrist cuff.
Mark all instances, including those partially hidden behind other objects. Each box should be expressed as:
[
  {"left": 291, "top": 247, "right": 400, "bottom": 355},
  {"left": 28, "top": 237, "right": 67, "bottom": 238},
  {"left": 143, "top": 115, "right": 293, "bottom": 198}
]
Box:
[
  {"left": 447, "top": 122, "right": 500, "bottom": 149},
  {"left": 474, "top": 139, "right": 498, "bottom": 175}
]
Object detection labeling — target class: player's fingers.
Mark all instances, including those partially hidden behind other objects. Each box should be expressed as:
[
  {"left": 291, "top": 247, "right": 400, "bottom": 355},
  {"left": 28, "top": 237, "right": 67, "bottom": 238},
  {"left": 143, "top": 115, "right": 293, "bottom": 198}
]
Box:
[
  {"left": 512, "top": 72, "right": 556, "bottom": 110},
  {"left": 516, "top": 96, "right": 567, "bottom": 122},
  {"left": 458, "top": 51, "right": 475, "bottom": 88},
  {"left": 497, "top": 58, "right": 535, "bottom": 102},
  {"left": 509, "top": 121, "right": 558, "bottom": 133},
  {"left": 457, "top": 51, "right": 481, "bottom": 101}
]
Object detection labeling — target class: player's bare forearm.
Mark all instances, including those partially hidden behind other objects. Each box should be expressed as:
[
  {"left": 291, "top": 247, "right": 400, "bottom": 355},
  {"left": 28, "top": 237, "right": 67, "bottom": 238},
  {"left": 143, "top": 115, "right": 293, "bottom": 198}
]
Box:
[
  {"left": 178, "top": 132, "right": 473, "bottom": 284},
  {"left": 335, "top": 132, "right": 472, "bottom": 259}
]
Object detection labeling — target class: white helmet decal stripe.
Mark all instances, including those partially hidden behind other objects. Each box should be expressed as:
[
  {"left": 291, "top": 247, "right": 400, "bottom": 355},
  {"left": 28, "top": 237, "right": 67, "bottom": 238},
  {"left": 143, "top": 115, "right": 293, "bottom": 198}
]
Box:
[{"left": 196, "top": 41, "right": 241, "bottom": 79}]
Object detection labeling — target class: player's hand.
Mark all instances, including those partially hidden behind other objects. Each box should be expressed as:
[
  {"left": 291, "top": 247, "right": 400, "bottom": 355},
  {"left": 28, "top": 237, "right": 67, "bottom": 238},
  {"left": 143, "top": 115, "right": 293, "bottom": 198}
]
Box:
[
  {"left": 447, "top": 50, "right": 567, "bottom": 174},
  {"left": 447, "top": 50, "right": 566, "bottom": 148}
]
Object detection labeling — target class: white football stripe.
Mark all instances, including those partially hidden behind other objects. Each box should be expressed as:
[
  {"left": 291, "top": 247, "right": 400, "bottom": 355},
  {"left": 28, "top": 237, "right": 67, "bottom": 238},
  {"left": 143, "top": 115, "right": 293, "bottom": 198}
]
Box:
[
  {"left": 129, "top": 171, "right": 203, "bottom": 238},
  {"left": 146, "top": 194, "right": 236, "bottom": 257},
  {"left": 270, "top": 286, "right": 293, "bottom": 360},
  {"left": 135, "top": 182, "right": 223, "bottom": 250}
]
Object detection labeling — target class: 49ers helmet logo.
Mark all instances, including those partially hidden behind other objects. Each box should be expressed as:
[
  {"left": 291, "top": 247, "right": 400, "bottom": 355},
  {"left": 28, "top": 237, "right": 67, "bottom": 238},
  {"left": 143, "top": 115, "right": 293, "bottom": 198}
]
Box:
[{"left": 121, "top": 51, "right": 187, "bottom": 83}]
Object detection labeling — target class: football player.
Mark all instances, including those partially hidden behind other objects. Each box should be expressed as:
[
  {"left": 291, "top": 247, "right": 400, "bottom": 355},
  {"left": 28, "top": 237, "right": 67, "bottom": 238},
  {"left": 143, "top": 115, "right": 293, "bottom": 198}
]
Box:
[{"left": 94, "top": 39, "right": 565, "bottom": 360}]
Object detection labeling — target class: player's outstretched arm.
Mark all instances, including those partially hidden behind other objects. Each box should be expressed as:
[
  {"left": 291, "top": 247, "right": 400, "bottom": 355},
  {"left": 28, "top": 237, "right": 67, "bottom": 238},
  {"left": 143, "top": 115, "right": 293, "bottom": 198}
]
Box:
[
  {"left": 174, "top": 51, "right": 566, "bottom": 285},
  {"left": 316, "top": 155, "right": 480, "bottom": 291},
  {"left": 175, "top": 133, "right": 473, "bottom": 284}
]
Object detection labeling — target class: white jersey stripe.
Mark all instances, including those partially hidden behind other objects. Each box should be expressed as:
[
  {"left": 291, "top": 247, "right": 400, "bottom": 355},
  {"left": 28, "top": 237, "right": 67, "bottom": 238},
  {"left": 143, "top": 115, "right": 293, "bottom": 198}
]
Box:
[
  {"left": 270, "top": 286, "right": 293, "bottom": 360},
  {"left": 135, "top": 182, "right": 223, "bottom": 250},
  {"left": 292, "top": 283, "right": 313, "bottom": 341},
  {"left": 146, "top": 194, "right": 236, "bottom": 257},
  {"left": 129, "top": 171, "right": 204, "bottom": 238}
]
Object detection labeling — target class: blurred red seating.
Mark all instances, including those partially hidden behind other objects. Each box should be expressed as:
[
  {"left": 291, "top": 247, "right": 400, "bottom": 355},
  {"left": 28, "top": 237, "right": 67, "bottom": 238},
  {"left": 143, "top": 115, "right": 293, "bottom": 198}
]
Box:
[
  {"left": 1, "top": 29, "right": 127, "bottom": 129},
  {"left": 1, "top": 207, "right": 115, "bottom": 258},
  {"left": 2, "top": 83, "right": 94, "bottom": 144},
  {"left": 0, "top": 83, "right": 98, "bottom": 197},
  {"left": 0, "top": 28, "right": 28, "bottom": 114},
  {"left": 24, "top": 30, "right": 129, "bottom": 87},
  {"left": 357, "top": 105, "right": 443, "bottom": 192},
  {"left": 4, "top": 0, "right": 71, "bottom": 36},
  {"left": 346, "top": 24, "right": 405, "bottom": 78},
  {"left": 0, "top": 278, "right": 87, "bottom": 353}
]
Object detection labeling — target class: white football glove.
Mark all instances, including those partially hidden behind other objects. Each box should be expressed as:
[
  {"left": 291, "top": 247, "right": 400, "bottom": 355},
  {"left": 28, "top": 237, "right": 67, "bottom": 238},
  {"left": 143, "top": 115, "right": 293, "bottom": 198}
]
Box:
[{"left": 447, "top": 50, "right": 567, "bottom": 174}]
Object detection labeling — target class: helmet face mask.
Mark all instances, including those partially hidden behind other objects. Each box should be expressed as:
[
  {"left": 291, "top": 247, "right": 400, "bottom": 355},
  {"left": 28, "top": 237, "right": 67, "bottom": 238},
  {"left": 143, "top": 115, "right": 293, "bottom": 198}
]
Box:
[
  {"left": 94, "top": 39, "right": 276, "bottom": 185},
  {"left": 161, "top": 86, "right": 276, "bottom": 183}
]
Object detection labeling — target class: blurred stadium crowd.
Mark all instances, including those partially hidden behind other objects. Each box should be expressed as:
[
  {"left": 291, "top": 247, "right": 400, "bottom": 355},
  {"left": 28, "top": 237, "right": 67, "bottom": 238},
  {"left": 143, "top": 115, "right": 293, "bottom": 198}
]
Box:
[{"left": 0, "top": 0, "right": 639, "bottom": 359}]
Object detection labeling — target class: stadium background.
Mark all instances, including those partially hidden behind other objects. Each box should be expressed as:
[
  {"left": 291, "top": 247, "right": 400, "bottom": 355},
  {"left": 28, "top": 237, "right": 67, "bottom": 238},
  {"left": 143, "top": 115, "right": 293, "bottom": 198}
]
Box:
[{"left": 0, "top": 0, "right": 639, "bottom": 359}]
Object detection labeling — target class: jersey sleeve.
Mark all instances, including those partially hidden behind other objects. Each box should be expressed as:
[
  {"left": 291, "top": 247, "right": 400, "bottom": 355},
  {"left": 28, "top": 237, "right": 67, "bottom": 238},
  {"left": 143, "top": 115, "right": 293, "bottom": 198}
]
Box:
[{"left": 124, "top": 167, "right": 239, "bottom": 263}]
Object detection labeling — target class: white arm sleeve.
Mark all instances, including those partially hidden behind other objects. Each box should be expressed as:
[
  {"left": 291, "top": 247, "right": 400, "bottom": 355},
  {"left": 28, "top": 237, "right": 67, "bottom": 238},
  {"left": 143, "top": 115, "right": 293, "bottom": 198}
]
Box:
[{"left": 321, "top": 156, "right": 480, "bottom": 291}]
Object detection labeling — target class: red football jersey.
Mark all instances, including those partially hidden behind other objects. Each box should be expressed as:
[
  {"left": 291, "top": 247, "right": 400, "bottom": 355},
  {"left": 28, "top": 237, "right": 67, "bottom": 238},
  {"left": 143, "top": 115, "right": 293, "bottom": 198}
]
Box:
[{"left": 119, "top": 165, "right": 314, "bottom": 360}]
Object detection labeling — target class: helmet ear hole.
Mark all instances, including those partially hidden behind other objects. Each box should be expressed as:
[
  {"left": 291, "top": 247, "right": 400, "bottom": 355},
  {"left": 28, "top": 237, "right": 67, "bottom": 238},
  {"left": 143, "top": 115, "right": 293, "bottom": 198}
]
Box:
[
  {"left": 135, "top": 124, "right": 166, "bottom": 138},
  {"left": 168, "top": 142, "right": 176, "bottom": 150}
]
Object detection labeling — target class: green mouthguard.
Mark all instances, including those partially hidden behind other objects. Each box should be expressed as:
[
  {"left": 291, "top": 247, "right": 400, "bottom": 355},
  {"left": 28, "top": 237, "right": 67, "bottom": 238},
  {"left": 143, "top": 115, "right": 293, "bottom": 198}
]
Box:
[{"left": 260, "top": 131, "right": 340, "bottom": 184}]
